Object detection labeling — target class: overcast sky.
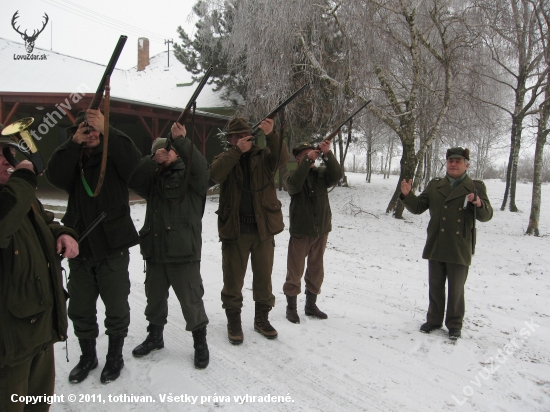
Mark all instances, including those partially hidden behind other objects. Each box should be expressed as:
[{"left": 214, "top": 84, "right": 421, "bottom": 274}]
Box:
[{"left": 0, "top": 0, "right": 197, "bottom": 70}]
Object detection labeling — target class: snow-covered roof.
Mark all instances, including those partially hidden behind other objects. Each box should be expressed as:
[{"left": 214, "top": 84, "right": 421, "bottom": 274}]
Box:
[{"left": 0, "top": 37, "right": 231, "bottom": 112}]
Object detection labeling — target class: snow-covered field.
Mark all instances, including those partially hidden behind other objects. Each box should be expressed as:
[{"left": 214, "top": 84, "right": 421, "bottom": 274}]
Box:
[{"left": 46, "top": 172, "right": 549, "bottom": 411}]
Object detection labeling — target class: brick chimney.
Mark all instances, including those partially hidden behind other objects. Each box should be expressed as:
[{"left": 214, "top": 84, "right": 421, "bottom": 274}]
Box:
[{"left": 137, "top": 37, "right": 149, "bottom": 71}]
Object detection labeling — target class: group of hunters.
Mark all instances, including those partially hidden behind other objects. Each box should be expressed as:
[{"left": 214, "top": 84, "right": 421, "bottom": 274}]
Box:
[{"left": 0, "top": 106, "right": 492, "bottom": 411}]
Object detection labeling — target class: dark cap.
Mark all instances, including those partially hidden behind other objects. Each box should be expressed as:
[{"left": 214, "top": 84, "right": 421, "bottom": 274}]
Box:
[
  {"left": 225, "top": 117, "right": 251, "bottom": 136},
  {"left": 151, "top": 137, "right": 167, "bottom": 154},
  {"left": 65, "top": 111, "right": 87, "bottom": 138},
  {"left": 292, "top": 142, "right": 315, "bottom": 158},
  {"left": 446, "top": 147, "right": 469, "bottom": 161}
]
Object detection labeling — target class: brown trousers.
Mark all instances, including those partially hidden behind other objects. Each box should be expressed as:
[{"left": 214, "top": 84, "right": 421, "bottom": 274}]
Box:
[
  {"left": 427, "top": 260, "right": 469, "bottom": 330},
  {"left": 221, "top": 232, "right": 275, "bottom": 309},
  {"left": 0, "top": 345, "right": 55, "bottom": 412},
  {"left": 283, "top": 234, "right": 328, "bottom": 296}
]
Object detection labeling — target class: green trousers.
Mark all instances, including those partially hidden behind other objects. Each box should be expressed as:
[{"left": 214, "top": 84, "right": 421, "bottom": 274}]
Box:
[
  {"left": 0, "top": 344, "right": 54, "bottom": 412},
  {"left": 221, "top": 231, "right": 276, "bottom": 309},
  {"left": 68, "top": 250, "right": 131, "bottom": 339},
  {"left": 144, "top": 261, "right": 209, "bottom": 331},
  {"left": 427, "top": 260, "right": 469, "bottom": 330}
]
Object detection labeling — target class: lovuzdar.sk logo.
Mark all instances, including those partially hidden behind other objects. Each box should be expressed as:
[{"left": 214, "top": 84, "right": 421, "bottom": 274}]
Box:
[{"left": 11, "top": 10, "right": 49, "bottom": 60}]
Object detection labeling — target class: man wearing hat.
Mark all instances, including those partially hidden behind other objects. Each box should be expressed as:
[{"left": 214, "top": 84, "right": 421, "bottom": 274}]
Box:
[
  {"left": 128, "top": 123, "right": 210, "bottom": 369},
  {"left": 46, "top": 109, "right": 142, "bottom": 383},
  {"left": 210, "top": 117, "right": 289, "bottom": 343},
  {"left": 400, "top": 147, "right": 493, "bottom": 340},
  {"left": 283, "top": 140, "right": 341, "bottom": 323},
  {"left": 1, "top": 131, "right": 79, "bottom": 410}
]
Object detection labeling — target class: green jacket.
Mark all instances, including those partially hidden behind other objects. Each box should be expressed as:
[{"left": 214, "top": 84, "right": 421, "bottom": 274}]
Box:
[
  {"left": 0, "top": 170, "right": 77, "bottom": 367},
  {"left": 284, "top": 152, "right": 342, "bottom": 237},
  {"left": 401, "top": 174, "right": 493, "bottom": 266},
  {"left": 46, "top": 126, "right": 141, "bottom": 260},
  {"left": 129, "top": 137, "right": 209, "bottom": 263},
  {"left": 210, "top": 130, "right": 289, "bottom": 242}
]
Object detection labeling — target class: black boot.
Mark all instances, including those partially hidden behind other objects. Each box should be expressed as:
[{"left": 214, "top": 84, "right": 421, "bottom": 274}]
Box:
[
  {"left": 285, "top": 295, "right": 300, "bottom": 324},
  {"left": 68, "top": 339, "right": 98, "bottom": 383},
  {"left": 225, "top": 308, "right": 244, "bottom": 345},
  {"left": 305, "top": 290, "right": 328, "bottom": 319},
  {"left": 100, "top": 336, "right": 124, "bottom": 383},
  {"left": 254, "top": 303, "right": 278, "bottom": 339},
  {"left": 132, "top": 324, "right": 164, "bottom": 357},
  {"left": 192, "top": 326, "right": 209, "bottom": 369}
]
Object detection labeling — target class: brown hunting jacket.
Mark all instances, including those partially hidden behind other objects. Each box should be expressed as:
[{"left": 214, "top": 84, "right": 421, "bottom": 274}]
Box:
[
  {"left": 210, "top": 130, "right": 289, "bottom": 241},
  {"left": 401, "top": 174, "right": 493, "bottom": 266}
]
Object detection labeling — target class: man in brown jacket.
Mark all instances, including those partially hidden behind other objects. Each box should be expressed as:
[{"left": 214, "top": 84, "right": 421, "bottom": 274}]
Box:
[
  {"left": 0, "top": 136, "right": 78, "bottom": 411},
  {"left": 210, "top": 117, "right": 289, "bottom": 344},
  {"left": 283, "top": 140, "right": 341, "bottom": 324},
  {"left": 400, "top": 147, "right": 493, "bottom": 340}
]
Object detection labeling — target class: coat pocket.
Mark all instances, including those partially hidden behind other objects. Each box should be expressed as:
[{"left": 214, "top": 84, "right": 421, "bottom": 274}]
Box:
[
  {"left": 101, "top": 203, "right": 137, "bottom": 249},
  {"left": 6, "top": 298, "right": 53, "bottom": 361},
  {"left": 138, "top": 226, "right": 153, "bottom": 260},
  {"left": 165, "top": 218, "right": 196, "bottom": 258},
  {"left": 261, "top": 197, "right": 284, "bottom": 235}
]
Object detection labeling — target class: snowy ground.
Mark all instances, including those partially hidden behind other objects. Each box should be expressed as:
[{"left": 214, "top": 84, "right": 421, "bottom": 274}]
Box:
[{"left": 44, "top": 172, "right": 549, "bottom": 412}]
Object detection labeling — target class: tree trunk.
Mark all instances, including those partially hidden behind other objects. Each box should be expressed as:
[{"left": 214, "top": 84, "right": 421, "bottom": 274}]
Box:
[{"left": 386, "top": 139, "right": 416, "bottom": 217}]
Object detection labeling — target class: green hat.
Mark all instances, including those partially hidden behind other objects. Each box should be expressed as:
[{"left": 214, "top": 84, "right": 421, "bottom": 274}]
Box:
[
  {"left": 225, "top": 117, "right": 251, "bottom": 136},
  {"left": 65, "top": 111, "right": 87, "bottom": 138},
  {"left": 151, "top": 137, "right": 167, "bottom": 154},
  {"left": 446, "top": 147, "right": 470, "bottom": 161},
  {"left": 292, "top": 142, "right": 315, "bottom": 157}
]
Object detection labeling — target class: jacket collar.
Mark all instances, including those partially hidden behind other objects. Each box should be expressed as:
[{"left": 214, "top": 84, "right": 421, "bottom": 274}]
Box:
[{"left": 436, "top": 174, "right": 474, "bottom": 201}]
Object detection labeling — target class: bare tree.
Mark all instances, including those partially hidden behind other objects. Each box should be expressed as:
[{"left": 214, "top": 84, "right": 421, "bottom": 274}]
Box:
[
  {"left": 527, "top": 0, "right": 550, "bottom": 235},
  {"left": 471, "top": 0, "right": 548, "bottom": 211}
]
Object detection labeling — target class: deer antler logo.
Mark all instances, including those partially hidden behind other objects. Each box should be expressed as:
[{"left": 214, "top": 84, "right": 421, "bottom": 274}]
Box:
[{"left": 11, "top": 11, "right": 49, "bottom": 54}]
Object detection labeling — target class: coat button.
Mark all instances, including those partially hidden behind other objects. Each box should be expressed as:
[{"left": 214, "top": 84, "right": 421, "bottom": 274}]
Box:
[
  {"left": 167, "top": 227, "right": 171, "bottom": 230},
  {"left": 14, "top": 250, "right": 19, "bottom": 255},
  {"left": 442, "top": 217, "right": 446, "bottom": 220},
  {"left": 456, "top": 231, "right": 460, "bottom": 234},
  {"left": 30, "top": 318, "right": 36, "bottom": 324},
  {"left": 459, "top": 207, "right": 462, "bottom": 210},
  {"left": 457, "top": 219, "right": 461, "bottom": 222},
  {"left": 155, "top": 233, "right": 158, "bottom": 237},
  {"left": 441, "top": 229, "right": 445, "bottom": 232}
]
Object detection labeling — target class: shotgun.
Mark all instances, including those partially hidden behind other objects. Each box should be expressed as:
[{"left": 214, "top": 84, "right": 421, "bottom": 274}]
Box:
[{"left": 319, "top": 100, "right": 371, "bottom": 146}]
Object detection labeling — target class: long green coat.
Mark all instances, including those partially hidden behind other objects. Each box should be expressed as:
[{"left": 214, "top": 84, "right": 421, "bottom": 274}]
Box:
[
  {"left": 129, "top": 136, "right": 209, "bottom": 263},
  {"left": 401, "top": 175, "right": 493, "bottom": 266},
  {"left": 46, "top": 126, "right": 141, "bottom": 260},
  {"left": 0, "top": 169, "right": 77, "bottom": 367},
  {"left": 210, "top": 131, "right": 289, "bottom": 242},
  {"left": 284, "top": 152, "right": 341, "bottom": 237}
]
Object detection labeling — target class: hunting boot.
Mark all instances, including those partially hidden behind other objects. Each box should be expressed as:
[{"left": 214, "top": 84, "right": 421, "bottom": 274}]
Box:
[
  {"left": 254, "top": 303, "right": 278, "bottom": 339},
  {"left": 192, "top": 326, "right": 209, "bottom": 369},
  {"left": 68, "top": 338, "right": 98, "bottom": 383},
  {"left": 100, "top": 336, "right": 125, "bottom": 383},
  {"left": 305, "top": 289, "right": 328, "bottom": 319},
  {"left": 132, "top": 324, "right": 164, "bottom": 357},
  {"left": 285, "top": 294, "right": 300, "bottom": 324},
  {"left": 225, "top": 308, "right": 244, "bottom": 345}
]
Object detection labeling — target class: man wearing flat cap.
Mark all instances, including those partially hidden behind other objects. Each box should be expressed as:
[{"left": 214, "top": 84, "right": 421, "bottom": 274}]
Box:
[
  {"left": 46, "top": 109, "right": 141, "bottom": 383},
  {"left": 128, "top": 123, "right": 210, "bottom": 369},
  {"left": 283, "top": 140, "right": 341, "bottom": 324},
  {"left": 210, "top": 117, "right": 289, "bottom": 344},
  {"left": 400, "top": 147, "right": 493, "bottom": 340}
]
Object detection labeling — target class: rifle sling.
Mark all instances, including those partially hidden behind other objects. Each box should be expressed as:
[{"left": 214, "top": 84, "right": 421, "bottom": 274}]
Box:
[{"left": 81, "top": 76, "right": 110, "bottom": 198}]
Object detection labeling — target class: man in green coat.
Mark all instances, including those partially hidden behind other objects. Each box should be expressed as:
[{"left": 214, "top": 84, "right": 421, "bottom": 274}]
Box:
[
  {"left": 210, "top": 117, "right": 289, "bottom": 344},
  {"left": 46, "top": 109, "right": 142, "bottom": 383},
  {"left": 128, "top": 123, "right": 210, "bottom": 369},
  {"left": 283, "top": 140, "right": 341, "bottom": 324},
  {"left": 400, "top": 147, "right": 493, "bottom": 340},
  {"left": 1, "top": 138, "right": 78, "bottom": 411}
]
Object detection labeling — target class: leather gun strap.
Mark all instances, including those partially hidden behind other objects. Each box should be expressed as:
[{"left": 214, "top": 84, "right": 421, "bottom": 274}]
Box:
[{"left": 93, "top": 76, "right": 110, "bottom": 197}]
